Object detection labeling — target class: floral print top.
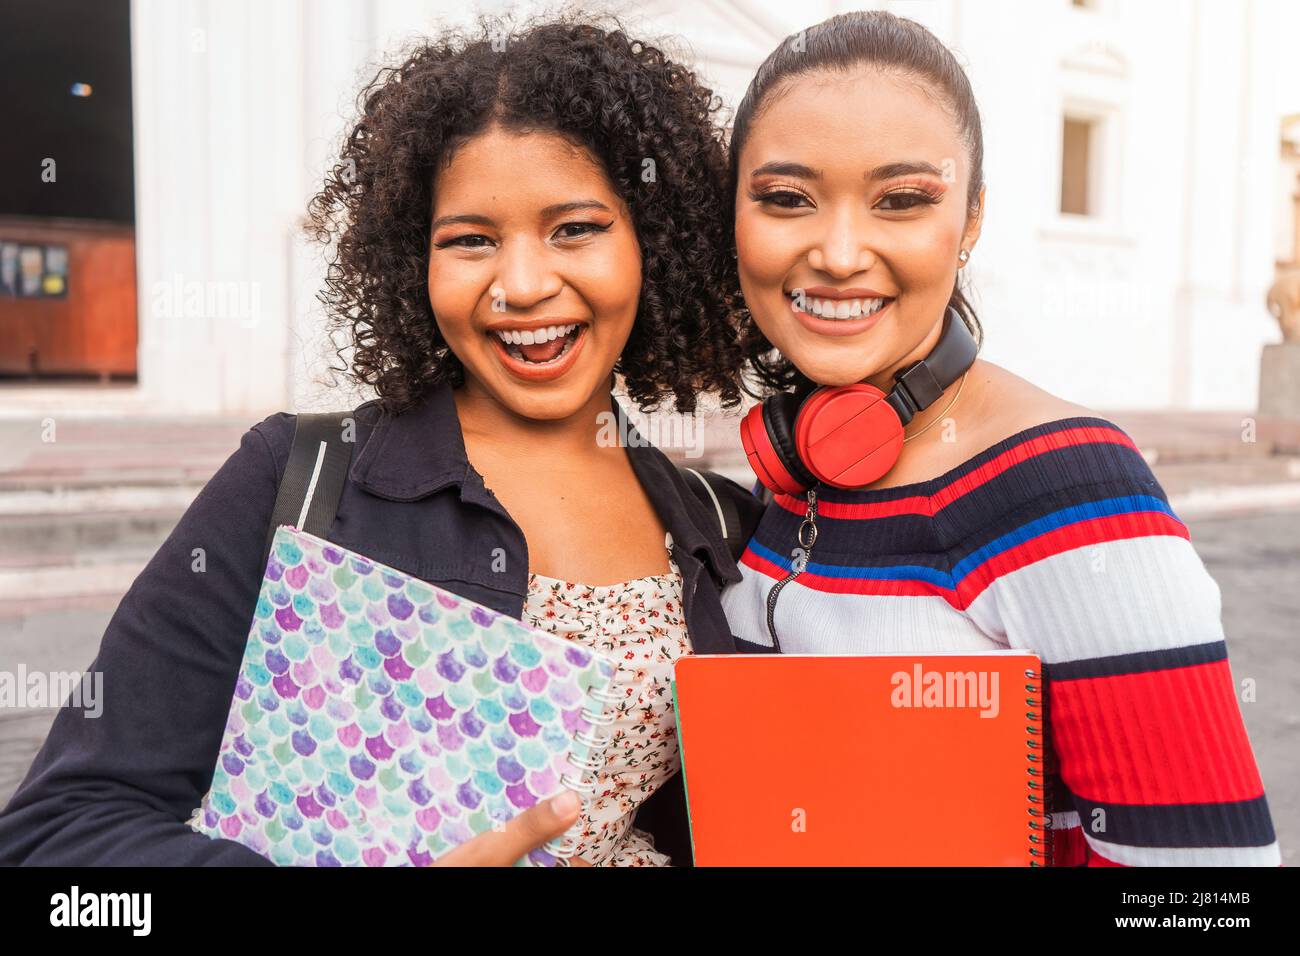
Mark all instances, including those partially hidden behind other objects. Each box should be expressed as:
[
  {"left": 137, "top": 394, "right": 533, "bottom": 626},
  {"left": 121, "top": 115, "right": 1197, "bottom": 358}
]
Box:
[{"left": 521, "top": 532, "right": 689, "bottom": 867}]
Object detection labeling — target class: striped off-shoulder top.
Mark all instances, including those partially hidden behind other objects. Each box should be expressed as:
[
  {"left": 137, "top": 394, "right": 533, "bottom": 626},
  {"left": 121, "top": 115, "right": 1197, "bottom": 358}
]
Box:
[{"left": 721, "top": 416, "right": 1280, "bottom": 866}]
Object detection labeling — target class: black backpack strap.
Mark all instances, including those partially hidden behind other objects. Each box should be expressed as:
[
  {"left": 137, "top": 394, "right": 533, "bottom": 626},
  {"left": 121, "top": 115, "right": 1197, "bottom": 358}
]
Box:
[
  {"left": 263, "top": 411, "right": 355, "bottom": 567},
  {"left": 678, "top": 466, "right": 747, "bottom": 561}
]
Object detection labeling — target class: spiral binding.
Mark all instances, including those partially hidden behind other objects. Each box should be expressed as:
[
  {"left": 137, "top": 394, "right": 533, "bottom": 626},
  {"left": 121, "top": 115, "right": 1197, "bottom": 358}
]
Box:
[
  {"left": 1024, "top": 665, "right": 1054, "bottom": 868},
  {"left": 544, "top": 674, "right": 623, "bottom": 867}
]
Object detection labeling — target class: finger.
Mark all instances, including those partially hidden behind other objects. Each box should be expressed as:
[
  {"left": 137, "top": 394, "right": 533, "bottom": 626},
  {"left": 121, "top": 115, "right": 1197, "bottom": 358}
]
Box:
[{"left": 430, "top": 790, "right": 583, "bottom": 867}]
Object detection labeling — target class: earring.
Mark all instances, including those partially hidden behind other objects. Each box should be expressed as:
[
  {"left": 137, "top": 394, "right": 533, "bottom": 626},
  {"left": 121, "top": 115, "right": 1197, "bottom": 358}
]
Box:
[{"left": 958, "top": 249, "right": 970, "bottom": 263}]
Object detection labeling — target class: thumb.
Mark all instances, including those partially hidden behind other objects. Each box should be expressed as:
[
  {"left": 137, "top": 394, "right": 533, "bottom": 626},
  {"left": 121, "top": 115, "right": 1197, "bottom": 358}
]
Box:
[{"left": 431, "top": 789, "right": 583, "bottom": 866}]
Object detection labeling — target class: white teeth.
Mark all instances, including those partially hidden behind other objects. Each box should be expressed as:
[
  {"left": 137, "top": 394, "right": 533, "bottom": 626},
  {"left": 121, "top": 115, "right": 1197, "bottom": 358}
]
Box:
[
  {"left": 794, "top": 296, "right": 889, "bottom": 319},
  {"left": 494, "top": 323, "right": 580, "bottom": 345}
]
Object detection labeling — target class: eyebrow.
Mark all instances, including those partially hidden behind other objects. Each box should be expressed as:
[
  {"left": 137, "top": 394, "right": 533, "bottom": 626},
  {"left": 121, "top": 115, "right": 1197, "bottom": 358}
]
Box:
[
  {"left": 540, "top": 199, "right": 613, "bottom": 217},
  {"left": 429, "top": 213, "right": 493, "bottom": 231},
  {"left": 749, "top": 160, "right": 945, "bottom": 181},
  {"left": 429, "top": 199, "right": 613, "bottom": 233},
  {"left": 867, "top": 161, "right": 945, "bottom": 181}
]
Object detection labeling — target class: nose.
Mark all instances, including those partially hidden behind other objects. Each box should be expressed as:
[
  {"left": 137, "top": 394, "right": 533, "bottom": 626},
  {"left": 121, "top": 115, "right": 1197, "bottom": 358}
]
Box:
[
  {"left": 492, "top": 238, "right": 565, "bottom": 312},
  {"left": 806, "top": 205, "right": 874, "bottom": 278}
]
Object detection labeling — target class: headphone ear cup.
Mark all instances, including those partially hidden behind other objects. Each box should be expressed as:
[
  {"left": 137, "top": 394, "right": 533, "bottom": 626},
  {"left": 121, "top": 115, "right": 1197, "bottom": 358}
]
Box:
[
  {"left": 794, "top": 383, "right": 905, "bottom": 488},
  {"left": 762, "top": 392, "right": 819, "bottom": 492},
  {"left": 740, "top": 394, "right": 816, "bottom": 496}
]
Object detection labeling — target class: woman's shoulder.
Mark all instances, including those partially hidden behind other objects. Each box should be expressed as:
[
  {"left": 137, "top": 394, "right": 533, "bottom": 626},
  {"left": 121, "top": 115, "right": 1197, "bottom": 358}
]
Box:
[
  {"left": 246, "top": 401, "right": 383, "bottom": 480},
  {"left": 956, "top": 362, "right": 1137, "bottom": 465},
  {"left": 838, "top": 362, "right": 1145, "bottom": 499},
  {"left": 928, "top": 364, "right": 1170, "bottom": 539},
  {"left": 961, "top": 361, "right": 1102, "bottom": 447}
]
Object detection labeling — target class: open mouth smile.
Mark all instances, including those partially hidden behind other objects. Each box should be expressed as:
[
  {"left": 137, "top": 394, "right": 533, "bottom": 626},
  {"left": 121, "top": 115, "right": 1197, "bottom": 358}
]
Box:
[{"left": 487, "top": 321, "right": 589, "bottom": 382}]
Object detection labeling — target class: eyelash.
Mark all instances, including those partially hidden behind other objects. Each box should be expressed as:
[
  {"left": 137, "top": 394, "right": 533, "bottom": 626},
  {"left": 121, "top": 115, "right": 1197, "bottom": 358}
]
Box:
[
  {"left": 749, "top": 184, "right": 944, "bottom": 212},
  {"left": 555, "top": 221, "right": 612, "bottom": 240},
  {"left": 877, "top": 187, "right": 944, "bottom": 211},
  {"left": 433, "top": 221, "right": 612, "bottom": 250},
  {"left": 434, "top": 235, "right": 489, "bottom": 249},
  {"left": 748, "top": 188, "right": 812, "bottom": 210}
]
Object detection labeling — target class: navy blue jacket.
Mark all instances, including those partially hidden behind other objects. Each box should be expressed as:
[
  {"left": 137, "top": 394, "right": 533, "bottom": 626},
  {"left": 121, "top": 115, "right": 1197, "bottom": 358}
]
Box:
[{"left": 0, "top": 381, "right": 764, "bottom": 866}]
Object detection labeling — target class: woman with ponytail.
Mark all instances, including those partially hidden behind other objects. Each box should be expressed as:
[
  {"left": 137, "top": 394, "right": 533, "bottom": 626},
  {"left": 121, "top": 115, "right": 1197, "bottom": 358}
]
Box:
[{"left": 722, "top": 9, "right": 1279, "bottom": 866}]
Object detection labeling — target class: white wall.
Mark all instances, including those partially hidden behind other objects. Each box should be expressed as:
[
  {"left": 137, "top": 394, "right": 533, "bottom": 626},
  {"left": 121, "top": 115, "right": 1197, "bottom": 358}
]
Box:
[{"left": 128, "top": 0, "right": 1286, "bottom": 416}]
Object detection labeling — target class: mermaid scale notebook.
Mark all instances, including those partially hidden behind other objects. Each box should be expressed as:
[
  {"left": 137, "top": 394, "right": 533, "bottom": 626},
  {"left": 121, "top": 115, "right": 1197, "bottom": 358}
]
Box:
[
  {"left": 188, "top": 525, "right": 621, "bottom": 866},
  {"left": 672, "top": 651, "right": 1050, "bottom": 866}
]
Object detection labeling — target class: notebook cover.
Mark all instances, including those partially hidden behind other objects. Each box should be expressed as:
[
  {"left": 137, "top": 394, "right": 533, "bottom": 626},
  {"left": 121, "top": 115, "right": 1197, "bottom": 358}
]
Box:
[
  {"left": 672, "top": 652, "right": 1045, "bottom": 866},
  {"left": 188, "top": 525, "right": 618, "bottom": 866}
]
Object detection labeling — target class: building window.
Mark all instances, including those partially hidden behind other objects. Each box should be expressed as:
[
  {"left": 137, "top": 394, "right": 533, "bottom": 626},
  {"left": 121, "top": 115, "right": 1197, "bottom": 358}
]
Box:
[{"left": 1060, "top": 116, "right": 1096, "bottom": 216}]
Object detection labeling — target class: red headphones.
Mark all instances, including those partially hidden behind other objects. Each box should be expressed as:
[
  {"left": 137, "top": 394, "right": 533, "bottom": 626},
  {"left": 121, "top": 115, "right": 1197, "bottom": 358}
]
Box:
[{"left": 741, "top": 306, "right": 979, "bottom": 494}]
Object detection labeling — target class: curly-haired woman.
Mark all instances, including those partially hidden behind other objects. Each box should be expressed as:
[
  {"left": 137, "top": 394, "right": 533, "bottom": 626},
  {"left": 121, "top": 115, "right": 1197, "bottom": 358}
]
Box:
[
  {"left": 722, "top": 10, "right": 1279, "bottom": 866},
  {"left": 0, "top": 16, "right": 763, "bottom": 868}
]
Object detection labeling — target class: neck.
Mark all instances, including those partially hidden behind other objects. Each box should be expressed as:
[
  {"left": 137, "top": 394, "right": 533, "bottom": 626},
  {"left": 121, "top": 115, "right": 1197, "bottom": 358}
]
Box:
[
  {"left": 860, "top": 307, "right": 977, "bottom": 441},
  {"left": 453, "top": 376, "right": 616, "bottom": 458},
  {"left": 900, "top": 360, "right": 978, "bottom": 441},
  {"left": 863, "top": 308, "right": 947, "bottom": 395}
]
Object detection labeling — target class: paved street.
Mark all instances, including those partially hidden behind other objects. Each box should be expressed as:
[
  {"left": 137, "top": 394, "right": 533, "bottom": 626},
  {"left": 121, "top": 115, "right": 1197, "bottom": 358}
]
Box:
[{"left": 1182, "top": 508, "right": 1300, "bottom": 864}]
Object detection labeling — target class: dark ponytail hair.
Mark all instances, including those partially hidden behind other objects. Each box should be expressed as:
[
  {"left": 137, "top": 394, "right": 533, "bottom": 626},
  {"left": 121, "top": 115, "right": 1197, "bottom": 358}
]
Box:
[{"left": 730, "top": 9, "right": 985, "bottom": 395}]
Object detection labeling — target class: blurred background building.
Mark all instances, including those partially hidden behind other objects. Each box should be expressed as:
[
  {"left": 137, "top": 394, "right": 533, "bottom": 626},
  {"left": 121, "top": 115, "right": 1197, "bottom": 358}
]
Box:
[{"left": 1, "top": 0, "right": 1297, "bottom": 416}]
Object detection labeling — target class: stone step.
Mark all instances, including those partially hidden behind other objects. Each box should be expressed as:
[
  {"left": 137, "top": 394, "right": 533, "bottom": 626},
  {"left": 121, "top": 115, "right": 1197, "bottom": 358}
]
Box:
[{"left": 0, "top": 505, "right": 187, "bottom": 565}]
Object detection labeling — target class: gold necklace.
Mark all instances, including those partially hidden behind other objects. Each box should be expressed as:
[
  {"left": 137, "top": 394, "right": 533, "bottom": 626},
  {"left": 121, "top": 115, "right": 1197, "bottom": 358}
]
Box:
[{"left": 901, "top": 369, "right": 970, "bottom": 443}]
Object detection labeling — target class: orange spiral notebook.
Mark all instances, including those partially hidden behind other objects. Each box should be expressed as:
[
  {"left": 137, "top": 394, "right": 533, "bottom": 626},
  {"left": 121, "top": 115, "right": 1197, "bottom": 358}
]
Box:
[{"left": 672, "top": 651, "right": 1048, "bottom": 866}]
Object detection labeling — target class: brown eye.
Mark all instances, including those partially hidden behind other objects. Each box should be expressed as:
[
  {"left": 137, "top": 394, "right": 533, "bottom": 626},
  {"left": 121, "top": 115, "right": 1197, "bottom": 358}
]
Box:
[
  {"left": 554, "top": 221, "right": 612, "bottom": 240},
  {"left": 435, "top": 234, "right": 493, "bottom": 249},
  {"left": 751, "top": 189, "right": 812, "bottom": 210},
  {"left": 877, "top": 190, "right": 941, "bottom": 212}
]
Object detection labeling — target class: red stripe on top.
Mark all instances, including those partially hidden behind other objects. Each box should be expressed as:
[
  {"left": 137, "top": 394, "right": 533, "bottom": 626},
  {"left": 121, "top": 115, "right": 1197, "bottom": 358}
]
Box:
[
  {"left": 1085, "top": 846, "right": 1126, "bottom": 867},
  {"left": 739, "top": 548, "right": 960, "bottom": 604},
  {"left": 775, "top": 490, "right": 935, "bottom": 519},
  {"left": 775, "top": 425, "right": 1139, "bottom": 520},
  {"left": 794, "top": 572, "right": 955, "bottom": 602},
  {"left": 739, "top": 548, "right": 791, "bottom": 583},
  {"left": 1048, "top": 659, "right": 1265, "bottom": 806},
  {"left": 954, "top": 511, "right": 1189, "bottom": 606},
  {"left": 742, "top": 510, "right": 1187, "bottom": 611},
  {"left": 1053, "top": 827, "right": 1090, "bottom": 867}
]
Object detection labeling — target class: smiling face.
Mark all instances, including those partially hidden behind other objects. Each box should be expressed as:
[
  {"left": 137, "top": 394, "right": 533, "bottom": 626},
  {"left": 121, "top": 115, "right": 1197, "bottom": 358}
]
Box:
[
  {"left": 426, "top": 124, "right": 642, "bottom": 422},
  {"left": 734, "top": 67, "right": 984, "bottom": 389}
]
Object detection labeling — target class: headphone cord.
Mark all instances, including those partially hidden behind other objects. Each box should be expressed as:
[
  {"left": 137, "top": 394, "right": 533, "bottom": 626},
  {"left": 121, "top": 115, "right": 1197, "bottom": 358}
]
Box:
[
  {"left": 765, "top": 488, "right": 818, "bottom": 654},
  {"left": 901, "top": 368, "right": 970, "bottom": 443}
]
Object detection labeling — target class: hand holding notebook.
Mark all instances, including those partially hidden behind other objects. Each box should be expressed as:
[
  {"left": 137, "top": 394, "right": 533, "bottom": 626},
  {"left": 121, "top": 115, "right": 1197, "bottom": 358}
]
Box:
[{"left": 189, "top": 525, "right": 621, "bottom": 866}]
